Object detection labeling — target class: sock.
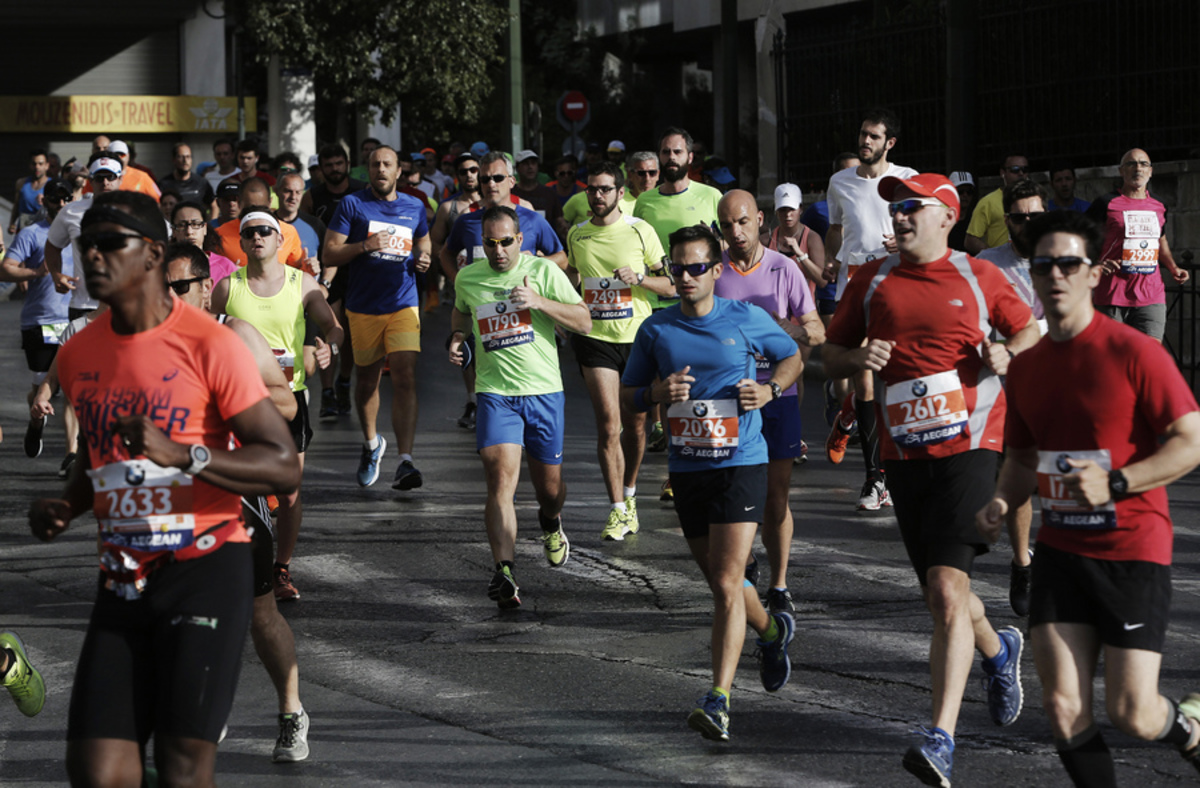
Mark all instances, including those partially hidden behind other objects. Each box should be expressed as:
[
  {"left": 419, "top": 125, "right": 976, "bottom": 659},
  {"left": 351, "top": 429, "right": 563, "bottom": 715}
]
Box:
[
  {"left": 855, "top": 397, "right": 882, "bottom": 478},
  {"left": 399, "top": 453, "right": 413, "bottom": 463},
  {"left": 1056, "top": 725, "right": 1116, "bottom": 788},
  {"left": 773, "top": 586, "right": 787, "bottom": 592},
  {"left": 284, "top": 706, "right": 305, "bottom": 719},
  {"left": 711, "top": 686, "right": 729, "bottom": 704},
  {"left": 366, "top": 435, "right": 380, "bottom": 450},
  {"left": 982, "top": 636, "right": 1009, "bottom": 673},
  {"left": 837, "top": 393, "right": 856, "bottom": 429},
  {"left": 760, "top": 616, "right": 779, "bottom": 643},
  {"left": 623, "top": 486, "right": 636, "bottom": 500},
  {"left": 1158, "top": 698, "right": 1194, "bottom": 747},
  {"left": 537, "top": 511, "right": 562, "bottom": 533},
  {"left": 932, "top": 727, "right": 955, "bottom": 751},
  {"left": 610, "top": 502, "right": 627, "bottom": 514}
]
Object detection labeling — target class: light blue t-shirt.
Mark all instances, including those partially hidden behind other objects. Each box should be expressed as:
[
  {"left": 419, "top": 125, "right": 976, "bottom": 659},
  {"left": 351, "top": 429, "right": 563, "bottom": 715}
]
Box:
[{"left": 9, "top": 220, "right": 71, "bottom": 329}]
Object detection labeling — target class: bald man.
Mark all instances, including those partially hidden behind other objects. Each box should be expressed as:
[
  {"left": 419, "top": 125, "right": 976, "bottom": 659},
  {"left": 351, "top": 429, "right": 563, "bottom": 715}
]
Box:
[
  {"left": 714, "top": 190, "right": 824, "bottom": 613},
  {"left": 1085, "top": 148, "right": 1188, "bottom": 342}
]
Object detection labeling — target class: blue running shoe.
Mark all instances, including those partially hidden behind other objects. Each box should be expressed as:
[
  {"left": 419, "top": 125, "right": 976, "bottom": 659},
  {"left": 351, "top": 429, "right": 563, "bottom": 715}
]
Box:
[
  {"left": 687, "top": 691, "right": 730, "bottom": 742},
  {"left": 755, "top": 612, "right": 795, "bottom": 692},
  {"left": 983, "top": 625, "right": 1024, "bottom": 726},
  {"left": 357, "top": 437, "right": 387, "bottom": 487},
  {"left": 902, "top": 726, "right": 953, "bottom": 787}
]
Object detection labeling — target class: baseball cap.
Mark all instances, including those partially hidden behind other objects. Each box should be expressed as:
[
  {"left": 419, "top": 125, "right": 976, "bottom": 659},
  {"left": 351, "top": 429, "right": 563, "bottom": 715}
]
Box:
[
  {"left": 217, "top": 180, "right": 240, "bottom": 199},
  {"left": 949, "top": 171, "right": 975, "bottom": 188},
  {"left": 703, "top": 161, "right": 735, "bottom": 186},
  {"left": 88, "top": 157, "right": 123, "bottom": 177},
  {"left": 774, "top": 183, "right": 802, "bottom": 211},
  {"left": 441, "top": 154, "right": 454, "bottom": 164},
  {"left": 586, "top": 141, "right": 603, "bottom": 152},
  {"left": 878, "top": 172, "right": 960, "bottom": 214},
  {"left": 420, "top": 147, "right": 436, "bottom": 156},
  {"left": 607, "top": 140, "right": 625, "bottom": 153},
  {"left": 514, "top": 149, "right": 538, "bottom": 164},
  {"left": 307, "top": 154, "right": 320, "bottom": 169},
  {"left": 470, "top": 141, "right": 490, "bottom": 157},
  {"left": 42, "top": 178, "right": 73, "bottom": 202},
  {"left": 106, "top": 140, "right": 130, "bottom": 156},
  {"left": 455, "top": 151, "right": 479, "bottom": 166}
]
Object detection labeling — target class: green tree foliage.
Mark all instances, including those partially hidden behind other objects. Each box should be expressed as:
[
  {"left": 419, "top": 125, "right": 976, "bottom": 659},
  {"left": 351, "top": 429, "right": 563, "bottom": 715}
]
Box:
[{"left": 229, "top": 0, "right": 507, "bottom": 141}]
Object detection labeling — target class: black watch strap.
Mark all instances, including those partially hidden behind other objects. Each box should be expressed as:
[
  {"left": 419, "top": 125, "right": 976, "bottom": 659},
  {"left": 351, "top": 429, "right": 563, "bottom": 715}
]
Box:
[{"left": 1108, "top": 468, "right": 1130, "bottom": 501}]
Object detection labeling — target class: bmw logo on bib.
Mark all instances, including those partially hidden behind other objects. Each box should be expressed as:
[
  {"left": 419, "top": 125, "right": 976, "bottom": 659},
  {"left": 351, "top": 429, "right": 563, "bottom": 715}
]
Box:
[
  {"left": 599, "top": 278, "right": 610, "bottom": 289},
  {"left": 1140, "top": 240, "right": 1149, "bottom": 249},
  {"left": 495, "top": 302, "right": 507, "bottom": 314},
  {"left": 1056, "top": 453, "right": 1072, "bottom": 473},
  {"left": 912, "top": 380, "right": 928, "bottom": 397},
  {"left": 693, "top": 402, "right": 708, "bottom": 418},
  {"left": 125, "top": 463, "right": 146, "bottom": 486}
]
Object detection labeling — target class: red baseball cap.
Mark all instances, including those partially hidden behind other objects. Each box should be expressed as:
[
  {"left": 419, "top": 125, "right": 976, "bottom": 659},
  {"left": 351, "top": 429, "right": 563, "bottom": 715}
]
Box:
[{"left": 878, "top": 173, "right": 960, "bottom": 215}]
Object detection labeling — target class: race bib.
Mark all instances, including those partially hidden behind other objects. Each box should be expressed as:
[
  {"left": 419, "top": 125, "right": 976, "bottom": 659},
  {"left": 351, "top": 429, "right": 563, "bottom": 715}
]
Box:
[
  {"left": 1037, "top": 449, "right": 1118, "bottom": 530},
  {"left": 845, "top": 250, "right": 884, "bottom": 283},
  {"left": 367, "top": 220, "right": 414, "bottom": 258},
  {"left": 40, "top": 322, "right": 68, "bottom": 345},
  {"left": 272, "top": 348, "right": 296, "bottom": 389},
  {"left": 667, "top": 399, "right": 739, "bottom": 460},
  {"left": 88, "top": 460, "right": 196, "bottom": 553},
  {"left": 583, "top": 276, "right": 633, "bottom": 321},
  {"left": 1120, "top": 238, "right": 1158, "bottom": 274},
  {"left": 885, "top": 370, "right": 969, "bottom": 447},
  {"left": 475, "top": 298, "right": 534, "bottom": 352}
]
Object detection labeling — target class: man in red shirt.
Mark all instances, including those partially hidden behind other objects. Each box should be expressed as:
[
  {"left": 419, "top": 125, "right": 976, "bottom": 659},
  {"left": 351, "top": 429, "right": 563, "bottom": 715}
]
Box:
[
  {"left": 978, "top": 210, "right": 1200, "bottom": 786},
  {"left": 824, "top": 173, "right": 1039, "bottom": 787}
]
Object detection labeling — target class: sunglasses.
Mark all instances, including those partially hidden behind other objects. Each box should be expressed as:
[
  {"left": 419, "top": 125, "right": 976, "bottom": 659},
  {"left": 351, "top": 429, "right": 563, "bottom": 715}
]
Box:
[
  {"left": 632, "top": 169, "right": 658, "bottom": 177},
  {"left": 668, "top": 262, "right": 716, "bottom": 278},
  {"left": 92, "top": 172, "right": 119, "bottom": 183},
  {"left": 586, "top": 185, "right": 616, "bottom": 195},
  {"left": 457, "top": 166, "right": 479, "bottom": 176},
  {"left": 481, "top": 174, "right": 509, "bottom": 184},
  {"left": 888, "top": 198, "right": 944, "bottom": 216},
  {"left": 77, "top": 231, "right": 149, "bottom": 253},
  {"left": 168, "top": 276, "right": 206, "bottom": 296},
  {"left": 1030, "top": 255, "right": 1092, "bottom": 276},
  {"left": 1006, "top": 211, "right": 1045, "bottom": 224},
  {"left": 240, "top": 225, "right": 276, "bottom": 239},
  {"left": 483, "top": 236, "right": 517, "bottom": 248},
  {"left": 172, "top": 220, "right": 207, "bottom": 231},
  {"left": 1006, "top": 165, "right": 1030, "bottom": 174}
]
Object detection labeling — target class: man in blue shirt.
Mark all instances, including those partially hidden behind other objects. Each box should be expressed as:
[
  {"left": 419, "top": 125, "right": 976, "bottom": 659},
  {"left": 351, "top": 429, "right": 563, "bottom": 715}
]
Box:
[{"left": 621, "top": 225, "right": 803, "bottom": 743}]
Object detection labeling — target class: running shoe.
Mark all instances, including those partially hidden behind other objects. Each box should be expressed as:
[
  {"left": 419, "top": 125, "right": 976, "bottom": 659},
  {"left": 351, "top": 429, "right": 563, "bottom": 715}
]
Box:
[
  {"left": 755, "top": 612, "right": 795, "bottom": 692},
  {"left": 744, "top": 552, "right": 760, "bottom": 587},
  {"left": 793, "top": 440, "right": 808, "bottom": 466},
  {"left": 822, "top": 379, "right": 840, "bottom": 427},
  {"left": 318, "top": 388, "right": 337, "bottom": 423},
  {"left": 274, "top": 566, "right": 300, "bottom": 602},
  {"left": 624, "top": 496, "right": 639, "bottom": 534},
  {"left": 766, "top": 587, "right": 795, "bottom": 614},
  {"left": 335, "top": 379, "right": 352, "bottom": 415},
  {"left": 1009, "top": 554, "right": 1033, "bottom": 617},
  {"left": 983, "top": 625, "right": 1023, "bottom": 726},
  {"left": 273, "top": 709, "right": 310, "bottom": 762},
  {"left": 902, "top": 726, "right": 953, "bottom": 788},
  {"left": 357, "top": 437, "right": 387, "bottom": 487},
  {"left": 266, "top": 494, "right": 280, "bottom": 518},
  {"left": 392, "top": 459, "right": 423, "bottom": 491},
  {"left": 1178, "top": 693, "right": 1200, "bottom": 771},
  {"left": 857, "top": 478, "right": 892, "bottom": 511},
  {"left": 825, "top": 420, "right": 854, "bottom": 464},
  {"left": 457, "top": 402, "right": 477, "bottom": 430},
  {"left": 647, "top": 421, "right": 667, "bottom": 453},
  {"left": 542, "top": 522, "right": 570, "bottom": 566},
  {"left": 23, "top": 417, "right": 44, "bottom": 459},
  {"left": 659, "top": 479, "right": 674, "bottom": 502},
  {"left": 59, "top": 452, "right": 76, "bottom": 480},
  {"left": 601, "top": 507, "right": 635, "bottom": 541},
  {"left": 0, "top": 631, "right": 44, "bottom": 717},
  {"left": 687, "top": 691, "right": 730, "bottom": 742},
  {"left": 487, "top": 566, "right": 521, "bottom": 609}
]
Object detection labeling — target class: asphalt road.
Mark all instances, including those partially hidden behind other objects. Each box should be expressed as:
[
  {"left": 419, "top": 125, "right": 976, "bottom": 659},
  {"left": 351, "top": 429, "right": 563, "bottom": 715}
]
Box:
[{"left": 1, "top": 297, "right": 1199, "bottom": 787}]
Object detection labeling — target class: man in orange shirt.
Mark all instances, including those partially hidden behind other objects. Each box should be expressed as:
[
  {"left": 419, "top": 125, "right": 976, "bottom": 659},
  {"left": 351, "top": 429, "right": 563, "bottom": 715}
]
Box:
[{"left": 216, "top": 178, "right": 308, "bottom": 271}]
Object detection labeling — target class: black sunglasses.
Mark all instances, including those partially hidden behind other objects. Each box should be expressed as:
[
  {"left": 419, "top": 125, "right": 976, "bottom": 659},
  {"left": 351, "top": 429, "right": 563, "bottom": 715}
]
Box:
[
  {"left": 1030, "top": 255, "right": 1091, "bottom": 276},
  {"left": 168, "top": 276, "right": 206, "bottom": 296},
  {"left": 632, "top": 169, "right": 658, "bottom": 177},
  {"left": 1006, "top": 211, "right": 1045, "bottom": 224},
  {"left": 457, "top": 166, "right": 479, "bottom": 176},
  {"left": 92, "top": 172, "right": 119, "bottom": 183},
  {"left": 668, "top": 262, "right": 716, "bottom": 278},
  {"left": 481, "top": 174, "right": 509, "bottom": 184},
  {"left": 240, "top": 225, "right": 276, "bottom": 239},
  {"left": 78, "top": 231, "right": 149, "bottom": 253},
  {"left": 1006, "top": 165, "right": 1030, "bottom": 174}
]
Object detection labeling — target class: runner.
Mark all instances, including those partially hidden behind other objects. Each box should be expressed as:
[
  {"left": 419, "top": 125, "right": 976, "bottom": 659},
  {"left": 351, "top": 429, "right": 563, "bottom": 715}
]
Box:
[
  {"left": 978, "top": 209, "right": 1200, "bottom": 787},
  {"left": 714, "top": 189, "right": 824, "bottom": 613},
  {"left": 565, "top": 161, "right": 673, "bottom": 541},
  {"left": 621, "top": 224, "right": 802, "bottom": 742},
  {"left": 213, "top": 209, "right": 344, "bottom": 602},
  {"left": 449, "top": 205, "right": 590, "bottom": 608},
  {"left": 823, "top": 173, "right": 1037, "bottom": 786},
  {"left": 29, "top": 191, "right": 300, "bottom": 786},
  {"left": 165, "top": 241, "right": 311, "bottom": 762},
  {"left": 170, "top": 200, "right": 238, "bottom": 283},
  {"left": 8, "top": 148, "right": 49, "bottom": 236}
]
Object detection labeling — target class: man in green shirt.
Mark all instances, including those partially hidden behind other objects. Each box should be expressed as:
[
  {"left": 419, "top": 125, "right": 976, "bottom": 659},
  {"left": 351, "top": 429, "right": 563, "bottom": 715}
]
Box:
[
  {"left": 449, "top": 206, "right": 592, "bottom": 609},
  {"left": 634, "top": 127, "right": 722, "bottom": 254},
  {"left": 567, "top": 162, "right": 675, "bottom": 541}
]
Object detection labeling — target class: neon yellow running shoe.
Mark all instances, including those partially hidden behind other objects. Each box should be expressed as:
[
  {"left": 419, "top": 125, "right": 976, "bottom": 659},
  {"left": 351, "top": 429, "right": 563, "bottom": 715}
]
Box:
[{"left": 0, "top": 631, "right": 45, "bottom": 717}]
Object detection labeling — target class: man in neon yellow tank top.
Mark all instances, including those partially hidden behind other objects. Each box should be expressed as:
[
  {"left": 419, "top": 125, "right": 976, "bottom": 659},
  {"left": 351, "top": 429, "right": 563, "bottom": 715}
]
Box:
[{"left": 212, "top": 209, "right": 343, "bottom": 603}]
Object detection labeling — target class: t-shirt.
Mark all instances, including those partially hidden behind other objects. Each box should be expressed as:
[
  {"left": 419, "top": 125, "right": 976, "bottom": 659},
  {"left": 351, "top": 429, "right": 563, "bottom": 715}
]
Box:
[
  {"left": 281, "top": 211, "right": 326, "bottom": 263},
  {"left": 223, "top": 266, "right": 309, "bottom": 391},
  {"left": 515, "top": 183, "right": 564, "bottom": 228},
  {"left": 965, "top": 188, "right": 1008, "bottom": 249},
  {"left": 1005, "top": 313, "right": 1198, "bottom": 565},
  {"left": 327, "top": 187, "right": 429, "bottom": 315},
  {"left": 978, "top": 242, "right": 1044, "bottom": 323},
  {"left": 57, "top": 299, "right": 270, "bottom": 598},
  {"left": 47, "top": 195, "right": 99, "bottom": 311},
  {"left": 622, "top": 297, "right": 798, "bottom": 472},
  {"left": 204, "top": 167, "right": 240, "bottom": 193},
  {"left": 566, "top": 214, "right": 664, "bottom": 344},
  {"left": 118, "top": 167, "right": 162, "bottom": 200},
  {"left": 714, "top": 248, "right": 813, "bottom": 396},
  {"left": 1047, "top": 196, "right": 1091, "bottom": 213},
  {"left": 307, "top": 179, "right": 367, "bottom": 225},
  {"left": 208, "top": 252, "right": 238, "bottom": 283},
  {"left": 8, "top": 219, "right": 72, "bottom": 330},
  {"left": 453, "top": 253, "right": 582, "bottom": 397},
  {"left": 158, "top": 172, "right": 214, "bottom": 207},
  {"left": 562, "top": 189, "right": 637, "bottom": 230},
  {"left": 827, "top": 250, "right": 1033, "bottom": 461},
  {"left": 445, "top": 204, "right": 562, "bottom": 270},
  {"left": 1087, "top": 193, "right": 1168, "bottom": 307},
  {"left": 801, "top": 200, "right": 836, "bottom": 300},
  {"left": 633, "top": 182, "right": 722, "bottom": 256},
  {"left": 216, "top": 218, "right": 305, "bottom": 270},
  {"left": 827, "top": 163, "right": 918, "bottom": 300}
]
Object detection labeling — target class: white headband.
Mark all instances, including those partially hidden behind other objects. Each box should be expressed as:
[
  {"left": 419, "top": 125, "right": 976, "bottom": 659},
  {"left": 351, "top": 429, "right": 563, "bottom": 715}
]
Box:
[
  {"left": 239, "top": 211, "right": 281, "bottom": 234},
  {"left": 89, "top": 157, "right": 123, "bottom": 176}
]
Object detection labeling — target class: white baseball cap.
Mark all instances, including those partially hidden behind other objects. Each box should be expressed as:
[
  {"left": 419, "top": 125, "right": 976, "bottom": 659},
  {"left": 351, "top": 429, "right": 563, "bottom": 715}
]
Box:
[
  {"left": 514, "top": 149, "right": 538, "bottom": 164},
  {"left": 949, "top": 171, "right": 975, "bottom": 188},
  {"left": 774, "top": 183, "right": 802, "bottom": 211},
  {"left": 107, "top": 140, "right": 130, "bottom": 156}
]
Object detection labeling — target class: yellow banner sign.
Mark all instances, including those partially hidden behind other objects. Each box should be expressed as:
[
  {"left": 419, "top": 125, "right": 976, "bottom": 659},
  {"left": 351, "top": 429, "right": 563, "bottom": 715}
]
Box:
[{"left": 0, "top": 95, "right": 258, "bottom": 134}]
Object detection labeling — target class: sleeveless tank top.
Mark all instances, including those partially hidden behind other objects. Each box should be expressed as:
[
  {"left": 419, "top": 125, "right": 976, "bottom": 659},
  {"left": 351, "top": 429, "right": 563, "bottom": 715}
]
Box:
[{"left": 224, "top": 267, "right": 307, "bottom": 391}]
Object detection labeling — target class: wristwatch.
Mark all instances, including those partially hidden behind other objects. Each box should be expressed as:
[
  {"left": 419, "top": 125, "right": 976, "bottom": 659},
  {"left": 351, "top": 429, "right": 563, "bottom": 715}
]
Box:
[
  {"left": 1108, "top": 469, "right": 1130, "bottom": 501},
  {"left": 635, "top": 272, "right": 645, "bottom": 286},
  {"left": 186, "top": 443, "right": 212, "bottom": 476},
  {"left": 768, "top": 381, "right": 782, "bottom": 400}
]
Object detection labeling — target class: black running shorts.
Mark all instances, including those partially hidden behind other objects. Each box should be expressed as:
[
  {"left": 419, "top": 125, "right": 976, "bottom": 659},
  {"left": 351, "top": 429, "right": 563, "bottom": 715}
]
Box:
[
  {"left": 671, "top": 464, "right": 768, "bottom": 539},
  {"left": 67, "top": 543, "right": 253, "bottom": 744},
  {"left": 20, "top": 327, "right": 59, "bottom": 373},
  {"left": 570, "top": 332, "right": 632, "bottom": 374},
  {"left": 244, "top": 496, "right": 276, "bottom": 598},
  {"left": 289, "top": 390, "right": 313, "bottom": 453}
]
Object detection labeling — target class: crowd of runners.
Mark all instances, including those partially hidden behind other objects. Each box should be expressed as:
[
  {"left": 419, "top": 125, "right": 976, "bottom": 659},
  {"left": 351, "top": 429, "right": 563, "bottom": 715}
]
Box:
[{"left": 0, "top": 110, "right": 1198, "bottom": 788}]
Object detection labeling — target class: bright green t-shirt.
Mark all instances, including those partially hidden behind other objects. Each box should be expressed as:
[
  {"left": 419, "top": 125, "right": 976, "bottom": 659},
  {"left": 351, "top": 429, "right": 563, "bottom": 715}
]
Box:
[
  {"left": 454, "top": 253, "right": 582, "bottom": 396},
  {"left": 566, "top": 215, "right": 665, "bottom": 344},
  {"left": 632, "top": 181, "right": 722, "bottom": 254},
  {"left": 562, "top": 189, "right": 638, "bottom": 230}
]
